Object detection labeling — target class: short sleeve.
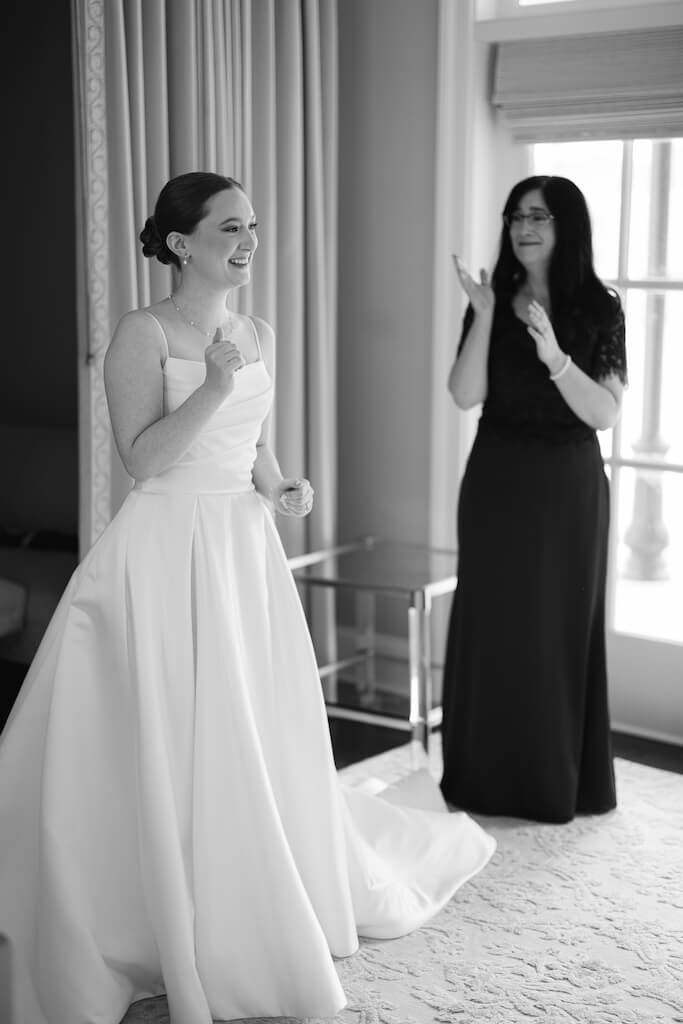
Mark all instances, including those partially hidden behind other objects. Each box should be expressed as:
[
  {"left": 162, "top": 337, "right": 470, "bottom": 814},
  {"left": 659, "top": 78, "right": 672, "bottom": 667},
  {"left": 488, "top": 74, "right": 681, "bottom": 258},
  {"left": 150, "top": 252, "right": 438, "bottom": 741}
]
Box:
[
  {"left": 456, "top": 303, "right": 476, "bottom": 356},
  {"left": 592, "top": 291, "right": 627, "bottom": 385}
]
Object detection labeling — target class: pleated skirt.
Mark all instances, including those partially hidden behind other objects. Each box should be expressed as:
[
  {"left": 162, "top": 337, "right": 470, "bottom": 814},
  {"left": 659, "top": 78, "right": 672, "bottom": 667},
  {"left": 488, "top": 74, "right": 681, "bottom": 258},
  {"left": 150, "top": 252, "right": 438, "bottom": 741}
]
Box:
[{"left": 0, "top": 488, "right": 495, "bottom": 1024}]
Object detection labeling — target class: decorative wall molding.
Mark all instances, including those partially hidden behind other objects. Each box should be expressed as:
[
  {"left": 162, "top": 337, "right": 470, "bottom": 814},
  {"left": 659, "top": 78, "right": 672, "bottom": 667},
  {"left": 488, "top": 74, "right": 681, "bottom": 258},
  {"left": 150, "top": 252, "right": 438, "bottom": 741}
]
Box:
[{"left": 78, "top": 0, "right": 112, "bottom": 548}]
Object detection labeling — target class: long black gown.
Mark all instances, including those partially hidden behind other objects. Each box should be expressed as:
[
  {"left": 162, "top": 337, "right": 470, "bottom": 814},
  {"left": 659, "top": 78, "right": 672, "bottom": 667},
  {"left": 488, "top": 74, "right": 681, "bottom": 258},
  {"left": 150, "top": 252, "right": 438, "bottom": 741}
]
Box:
[{"left": 440, "top": 296, "right": 627, "bottom": 823}]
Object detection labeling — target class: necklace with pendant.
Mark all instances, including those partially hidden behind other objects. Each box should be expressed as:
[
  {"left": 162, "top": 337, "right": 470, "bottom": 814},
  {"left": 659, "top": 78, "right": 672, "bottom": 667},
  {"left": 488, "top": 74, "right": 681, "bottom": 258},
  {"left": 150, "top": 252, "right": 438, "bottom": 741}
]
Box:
[{"left": 169, "top": 293, "right": 235, "bottom": 338}]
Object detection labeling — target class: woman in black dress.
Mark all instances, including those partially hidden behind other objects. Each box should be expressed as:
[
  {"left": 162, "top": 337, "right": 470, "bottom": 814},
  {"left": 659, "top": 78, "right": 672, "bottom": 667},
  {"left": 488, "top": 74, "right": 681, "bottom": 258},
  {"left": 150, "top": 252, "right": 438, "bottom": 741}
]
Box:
[{"left": 440, "top": 175, "right": 627, "bottom": 824}]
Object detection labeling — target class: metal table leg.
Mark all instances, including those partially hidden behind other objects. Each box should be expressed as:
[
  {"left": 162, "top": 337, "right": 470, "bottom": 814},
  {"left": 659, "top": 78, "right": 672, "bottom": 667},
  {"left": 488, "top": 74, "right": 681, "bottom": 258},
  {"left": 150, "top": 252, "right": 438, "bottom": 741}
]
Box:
[
  {"left": 408, "top": 589, "right": 432, "bottom": 753},
  {"left": 355, "top": 590, "right": 376, "bottom": 704}
]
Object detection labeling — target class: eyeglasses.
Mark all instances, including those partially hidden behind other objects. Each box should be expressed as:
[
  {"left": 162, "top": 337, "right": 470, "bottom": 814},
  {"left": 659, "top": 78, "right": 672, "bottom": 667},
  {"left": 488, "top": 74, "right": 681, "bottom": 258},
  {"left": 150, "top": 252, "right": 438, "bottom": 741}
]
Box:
[{"left": 504, "top": 211, "right": 554, "bottom": 228}]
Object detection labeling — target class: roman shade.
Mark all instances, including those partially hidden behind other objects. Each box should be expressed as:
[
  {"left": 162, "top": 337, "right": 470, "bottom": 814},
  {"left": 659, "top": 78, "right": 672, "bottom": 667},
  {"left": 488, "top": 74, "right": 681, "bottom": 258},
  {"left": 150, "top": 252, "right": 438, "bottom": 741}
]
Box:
[{"left": 492, "top": 26, "right": 683, "bottom": 142}]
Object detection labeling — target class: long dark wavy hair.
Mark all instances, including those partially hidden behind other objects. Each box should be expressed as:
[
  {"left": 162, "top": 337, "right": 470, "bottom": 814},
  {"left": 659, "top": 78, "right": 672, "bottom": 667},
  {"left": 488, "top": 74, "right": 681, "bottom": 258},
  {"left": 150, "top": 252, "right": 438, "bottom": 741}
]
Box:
[
  {"left": 139, "top": 171, "right": 245, "bottom": 269},
  {"left": 492, "top": 175, "right": 619, "bottom": 337}
]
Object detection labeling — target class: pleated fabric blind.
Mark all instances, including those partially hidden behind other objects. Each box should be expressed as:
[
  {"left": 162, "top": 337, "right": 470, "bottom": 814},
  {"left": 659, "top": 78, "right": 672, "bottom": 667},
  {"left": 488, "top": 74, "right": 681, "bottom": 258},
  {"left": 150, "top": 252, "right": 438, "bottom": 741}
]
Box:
[{"left": 492, "top": 26, "right": 683, "bottom": 142}]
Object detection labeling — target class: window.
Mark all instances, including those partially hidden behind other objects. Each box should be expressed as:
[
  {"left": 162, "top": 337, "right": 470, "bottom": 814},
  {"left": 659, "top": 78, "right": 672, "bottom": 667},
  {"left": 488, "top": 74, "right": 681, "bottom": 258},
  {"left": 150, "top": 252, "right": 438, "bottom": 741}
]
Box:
[
  {"left": 480, "top": 0, "right": 645, "bottom": 14},
  {"left": 502, "top": 0, "right": 648, "bottom": 9},
  {"left": 533, "top": 139, "right": 683, "bottom": 643}
]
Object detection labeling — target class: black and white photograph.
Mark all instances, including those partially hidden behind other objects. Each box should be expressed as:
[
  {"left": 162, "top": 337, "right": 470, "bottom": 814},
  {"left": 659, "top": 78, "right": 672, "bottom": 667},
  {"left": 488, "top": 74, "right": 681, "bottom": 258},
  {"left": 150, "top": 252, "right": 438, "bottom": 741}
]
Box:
[{"left": 1, "top": 1, "right": 682, "bottom": 1022}]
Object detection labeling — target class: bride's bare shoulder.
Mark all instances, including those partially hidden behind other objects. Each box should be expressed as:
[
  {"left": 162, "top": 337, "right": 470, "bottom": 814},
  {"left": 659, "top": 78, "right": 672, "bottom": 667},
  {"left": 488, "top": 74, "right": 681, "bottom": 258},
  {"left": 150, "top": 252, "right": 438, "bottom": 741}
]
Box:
[{"left": 105, "top": 305, "right": 168, "bottom": 368}]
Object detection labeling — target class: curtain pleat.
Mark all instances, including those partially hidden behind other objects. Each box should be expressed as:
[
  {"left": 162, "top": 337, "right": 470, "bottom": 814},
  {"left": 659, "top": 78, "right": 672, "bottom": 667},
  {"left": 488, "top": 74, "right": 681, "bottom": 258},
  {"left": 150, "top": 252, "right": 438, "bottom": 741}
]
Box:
[
  {"left": 141, "top": 0, "right": 171, "bottom": 303},
  {"left": 214, "top": 3, "right": 230, "bottom": 174},
  {"left": 200, "top": 1, "right": 217, "bottom": 168},
  {"left": 300, "top": 0, "right": 338, "bottom": 649},
  {"left": 123, "top": 1, "right": 151, "bottom": 305},
  {"left": 167, "top": 0, "right": 199, "bottom": 173},
  {"left": 272, "top": 1, "right": 306, "bottom": 556},
  {"left": 302, "top": 0, "right": 335, "bottom": 552},
  {"left": 102, "top": 1, "right": 137, "bottom": 319},
  {"left": 228, "top": 2, "right": 244, "bottom": 184},
  {"left": 248, "top": 0, "right": 277, "bottom": 325},
  {"left": 102, "top": 1, "right": 145, "bottom": 511}
]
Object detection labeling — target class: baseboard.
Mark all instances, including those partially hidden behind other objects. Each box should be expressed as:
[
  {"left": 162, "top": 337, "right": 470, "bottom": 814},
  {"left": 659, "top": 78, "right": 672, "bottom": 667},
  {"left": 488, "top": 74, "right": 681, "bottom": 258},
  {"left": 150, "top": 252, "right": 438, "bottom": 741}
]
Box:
[{"left": 611, "top": 720, "right": 683, "bottom": 749}]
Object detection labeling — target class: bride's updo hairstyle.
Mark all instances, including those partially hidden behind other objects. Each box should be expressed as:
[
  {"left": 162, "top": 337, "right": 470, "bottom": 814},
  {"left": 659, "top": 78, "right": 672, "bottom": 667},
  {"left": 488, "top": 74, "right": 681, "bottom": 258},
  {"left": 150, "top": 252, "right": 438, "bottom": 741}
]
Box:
[{"left": 140, "top": 171, "right": 245, "bottom": 269}]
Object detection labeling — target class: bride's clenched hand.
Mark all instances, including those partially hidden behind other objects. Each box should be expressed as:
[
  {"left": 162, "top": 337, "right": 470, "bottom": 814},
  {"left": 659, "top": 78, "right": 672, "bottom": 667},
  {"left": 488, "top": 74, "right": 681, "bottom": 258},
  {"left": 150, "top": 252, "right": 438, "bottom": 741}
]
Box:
[
  {"left": 452, "top": 255, "right": 495, "bottom": 317},
  {"left": 272, "top": 478, "right": 314, "bottom": 517},
  {"left": 203, "top": 326, "right": 246, "bottom": 397}
]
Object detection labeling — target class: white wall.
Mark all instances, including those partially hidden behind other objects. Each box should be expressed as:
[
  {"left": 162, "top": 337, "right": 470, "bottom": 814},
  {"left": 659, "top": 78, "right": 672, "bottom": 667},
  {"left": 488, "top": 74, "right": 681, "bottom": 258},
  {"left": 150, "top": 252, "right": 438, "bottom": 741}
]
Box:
[
  {"left": 337, "top": 0, "right": 527, "bottom": 553},
  {"left": 337, "top": 0, "right": 439, "bottom": 547}
]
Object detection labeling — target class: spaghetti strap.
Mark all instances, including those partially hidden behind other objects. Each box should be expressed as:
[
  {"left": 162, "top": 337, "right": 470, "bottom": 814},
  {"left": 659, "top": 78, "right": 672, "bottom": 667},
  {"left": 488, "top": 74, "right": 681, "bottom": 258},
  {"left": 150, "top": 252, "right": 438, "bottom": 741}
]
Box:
[
  {"left": 247, "top": 316, "right": 263, "bottom": 362},
  {"left": 142, "top": 310, "right": 170, "bottom": 363}
]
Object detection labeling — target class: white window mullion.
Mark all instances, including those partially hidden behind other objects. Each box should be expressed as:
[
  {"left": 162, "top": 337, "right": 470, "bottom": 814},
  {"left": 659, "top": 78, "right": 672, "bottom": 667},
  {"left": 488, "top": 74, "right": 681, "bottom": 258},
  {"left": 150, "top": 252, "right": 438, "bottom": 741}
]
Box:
[{"left": 605, "top": 141, "right": 632, "bottom": 626}]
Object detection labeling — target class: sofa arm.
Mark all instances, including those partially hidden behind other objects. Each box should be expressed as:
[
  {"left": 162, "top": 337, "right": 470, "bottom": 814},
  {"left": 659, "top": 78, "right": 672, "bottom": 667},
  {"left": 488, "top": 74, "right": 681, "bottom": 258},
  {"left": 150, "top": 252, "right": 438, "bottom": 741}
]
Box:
[{"left": 0, "top": 578, "right": 26, "bottom": 639}]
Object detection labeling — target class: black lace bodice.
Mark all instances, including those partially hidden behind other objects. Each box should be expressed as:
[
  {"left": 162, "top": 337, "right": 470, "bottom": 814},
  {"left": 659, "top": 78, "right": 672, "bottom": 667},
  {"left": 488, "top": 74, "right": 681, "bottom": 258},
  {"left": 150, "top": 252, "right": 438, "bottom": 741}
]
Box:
[{"left": 458, "top": 294, "right": 627, "bottom": 442}]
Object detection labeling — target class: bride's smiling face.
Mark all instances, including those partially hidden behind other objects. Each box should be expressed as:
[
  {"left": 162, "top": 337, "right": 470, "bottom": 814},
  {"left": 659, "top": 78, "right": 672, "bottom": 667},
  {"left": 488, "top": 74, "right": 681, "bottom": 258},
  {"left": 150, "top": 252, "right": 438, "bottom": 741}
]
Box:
[{"left": 184, "top": 187, "right": 258, "bottom": 288}]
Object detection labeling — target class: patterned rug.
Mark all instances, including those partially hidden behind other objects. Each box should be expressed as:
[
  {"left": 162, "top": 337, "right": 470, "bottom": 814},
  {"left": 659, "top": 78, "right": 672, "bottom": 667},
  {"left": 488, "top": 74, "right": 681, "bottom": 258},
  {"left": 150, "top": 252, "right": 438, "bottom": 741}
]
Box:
[{"left": 122, "top": 739, "right": 683, "bottom": 1024}]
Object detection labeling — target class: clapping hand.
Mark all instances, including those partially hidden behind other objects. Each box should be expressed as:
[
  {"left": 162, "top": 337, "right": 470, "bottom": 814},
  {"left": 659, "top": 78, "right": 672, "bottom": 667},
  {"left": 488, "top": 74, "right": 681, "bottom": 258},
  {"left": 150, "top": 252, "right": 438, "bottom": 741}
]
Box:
[
  {"left": 273, "top": 478, "right": 314, "bottom": 517},
  {"left": 526, "top": 301, "right": 563, "bottom": 371},
  {"left": 452, "top": 255, "right": 495, "bottom": 317}
]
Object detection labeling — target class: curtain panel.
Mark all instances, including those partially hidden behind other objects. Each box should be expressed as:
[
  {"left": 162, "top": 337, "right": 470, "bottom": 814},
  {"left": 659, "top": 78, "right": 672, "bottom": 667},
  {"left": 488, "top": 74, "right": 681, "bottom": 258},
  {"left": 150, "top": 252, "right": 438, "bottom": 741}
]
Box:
[{"left": 72, "top": 0, "right": 338, "bottom": 566}]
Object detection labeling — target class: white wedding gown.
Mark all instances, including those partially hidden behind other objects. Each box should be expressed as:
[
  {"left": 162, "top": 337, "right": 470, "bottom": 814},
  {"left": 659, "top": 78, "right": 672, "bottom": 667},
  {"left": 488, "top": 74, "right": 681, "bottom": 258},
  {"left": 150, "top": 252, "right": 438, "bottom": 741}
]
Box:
[{"left": 0, "top": 323, "right": 495, "bottom": 1024}]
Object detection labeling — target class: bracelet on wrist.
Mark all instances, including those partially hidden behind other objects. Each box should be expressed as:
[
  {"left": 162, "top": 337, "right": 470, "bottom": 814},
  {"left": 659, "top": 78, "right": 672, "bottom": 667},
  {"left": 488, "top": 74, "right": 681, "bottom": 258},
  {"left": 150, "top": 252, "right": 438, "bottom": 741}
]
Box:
[{"left": 549, "top": 354, "right": 572, "bottom": 382}]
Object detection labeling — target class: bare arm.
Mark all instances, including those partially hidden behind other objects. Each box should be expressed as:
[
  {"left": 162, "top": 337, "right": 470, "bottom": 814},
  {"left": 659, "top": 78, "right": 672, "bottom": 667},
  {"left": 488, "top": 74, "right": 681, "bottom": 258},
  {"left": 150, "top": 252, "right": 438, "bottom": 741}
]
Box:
[
  {"left": 527, "top": 301, "right": 624, "bottom": 431},
  {"left": 448, "top": 256, "right": 495, "bottom": 409},
  {"left": 549, "top": 362, "right": 623, "bottom": 431},
  {"left": 104, "top": 311, "right": 242, "bottom": 481},
  {"left": 249, "top": 317, "right": 314, "bottom": 516},
  {"left": 250, "top": 317, "right": 284, "bottom": 499},
  {"left": 448, "top": 309, "right": 494, "bottom": 409}
]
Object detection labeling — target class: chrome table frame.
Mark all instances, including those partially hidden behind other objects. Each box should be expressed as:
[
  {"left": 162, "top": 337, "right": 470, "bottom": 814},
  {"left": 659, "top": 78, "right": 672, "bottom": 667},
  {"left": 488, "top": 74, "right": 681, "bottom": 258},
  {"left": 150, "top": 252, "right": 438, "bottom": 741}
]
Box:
[{"left": 288, "top": 536, "right": 458, "bottom": 752}]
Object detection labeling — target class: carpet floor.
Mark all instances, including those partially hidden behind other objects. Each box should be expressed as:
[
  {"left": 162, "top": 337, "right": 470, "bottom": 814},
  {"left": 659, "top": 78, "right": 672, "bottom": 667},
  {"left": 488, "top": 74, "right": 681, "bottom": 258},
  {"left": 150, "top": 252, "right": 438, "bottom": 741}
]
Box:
[{"left": 123, "top": 738, "right": 683, "bottom": 1024}]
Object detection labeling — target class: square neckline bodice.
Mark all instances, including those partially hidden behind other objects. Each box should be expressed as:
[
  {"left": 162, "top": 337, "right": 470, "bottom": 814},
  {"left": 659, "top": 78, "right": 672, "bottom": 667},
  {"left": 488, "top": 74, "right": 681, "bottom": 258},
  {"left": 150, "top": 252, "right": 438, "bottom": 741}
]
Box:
[{"left": 143, "top": 308, "right": 264, "bottom": 369}]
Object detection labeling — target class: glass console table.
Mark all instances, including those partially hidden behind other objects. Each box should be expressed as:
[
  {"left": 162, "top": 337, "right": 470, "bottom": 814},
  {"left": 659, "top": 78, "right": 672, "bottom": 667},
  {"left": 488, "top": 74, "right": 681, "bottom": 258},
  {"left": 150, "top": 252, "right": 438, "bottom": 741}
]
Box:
[{"left": 287, "top": 536, "right": 458, "bottom": 752}]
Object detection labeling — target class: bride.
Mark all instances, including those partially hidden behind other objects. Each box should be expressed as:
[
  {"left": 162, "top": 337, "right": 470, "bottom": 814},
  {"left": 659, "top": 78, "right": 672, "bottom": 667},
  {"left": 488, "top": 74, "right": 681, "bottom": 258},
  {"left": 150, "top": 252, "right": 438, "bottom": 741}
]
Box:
[{"left": 0, "top": 171, "right": 495, "bottom": 1024}]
